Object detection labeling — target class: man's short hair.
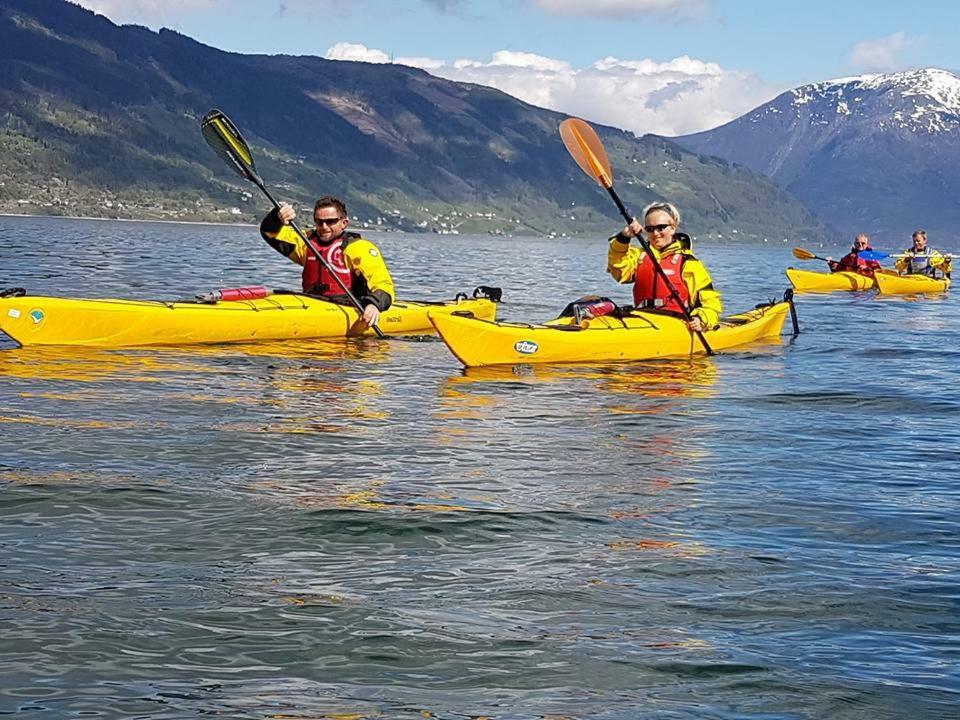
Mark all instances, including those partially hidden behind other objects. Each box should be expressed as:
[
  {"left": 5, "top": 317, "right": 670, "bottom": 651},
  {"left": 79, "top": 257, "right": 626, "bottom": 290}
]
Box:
[{"left": 314, "top": 195, "right": 347, "bottom": 219}]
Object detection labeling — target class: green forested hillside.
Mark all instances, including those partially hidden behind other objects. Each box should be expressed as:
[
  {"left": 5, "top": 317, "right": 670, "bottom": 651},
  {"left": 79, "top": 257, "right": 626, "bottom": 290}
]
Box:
[{"left": 0, "top": 0, "right": 832, "bottom": 242}]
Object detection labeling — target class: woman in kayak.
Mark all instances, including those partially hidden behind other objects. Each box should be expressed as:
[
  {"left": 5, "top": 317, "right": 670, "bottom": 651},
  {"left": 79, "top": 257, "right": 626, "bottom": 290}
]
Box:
[
  {"left": 896, "top": 230, "right": 951, "bottom": 277},
  {"left": 607, "top": 201, "right": 722, "bottom": 333},
  {"left": 260, "top": 195, "right": 395, "bottom": 327},
  {"left": 827, "top": 233, "right": 882, "bottom": 276}
]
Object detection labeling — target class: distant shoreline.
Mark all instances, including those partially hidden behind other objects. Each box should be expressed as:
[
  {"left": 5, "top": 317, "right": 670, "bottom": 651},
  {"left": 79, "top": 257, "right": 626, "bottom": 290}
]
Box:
[
  {"left": 0, "top": 212, "right": 258, "bottom": 228},
  {"left": 0, "top": 212, "right": 407, "bottom": 235}
]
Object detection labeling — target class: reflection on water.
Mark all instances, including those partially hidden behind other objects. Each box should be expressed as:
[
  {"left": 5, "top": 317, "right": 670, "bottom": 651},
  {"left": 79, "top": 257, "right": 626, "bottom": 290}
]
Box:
[{"left": 2, "top": 217, "right": 959, "bottom": 719}]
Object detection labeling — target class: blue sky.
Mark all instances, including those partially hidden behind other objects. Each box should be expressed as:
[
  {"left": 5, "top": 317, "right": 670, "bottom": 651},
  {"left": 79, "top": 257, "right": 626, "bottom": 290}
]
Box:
[{"left": 74, "top": 0, "right": 960, "bottom": 136}]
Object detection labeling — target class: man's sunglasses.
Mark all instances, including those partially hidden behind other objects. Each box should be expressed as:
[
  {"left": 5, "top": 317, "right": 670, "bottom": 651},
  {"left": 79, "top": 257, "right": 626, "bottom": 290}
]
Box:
[
  {"left": 644, "top": 223, "right": 672, "bottom": 233},
  {"left": 315, "top": 217, "right": 343, "bottom": 227}
]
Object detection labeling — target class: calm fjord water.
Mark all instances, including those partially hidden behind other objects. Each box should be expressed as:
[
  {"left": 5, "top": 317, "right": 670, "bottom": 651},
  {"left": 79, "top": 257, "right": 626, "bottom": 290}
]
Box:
[{"left": 1, "top": 216, "right": 958, "bottom": 719}]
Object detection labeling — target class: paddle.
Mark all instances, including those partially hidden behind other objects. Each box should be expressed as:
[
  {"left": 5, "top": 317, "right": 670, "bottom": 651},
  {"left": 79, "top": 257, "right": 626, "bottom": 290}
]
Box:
[
  {"left": 858, "top": 250, "right": 954, "bottom": 262},
  {"left": 792, "top": 247, "right": 833, "bottom": 263},
  {"left": 200, "top": 109, "right": 385, "bottom": 338},
  {"left": 558, "top": 117, "right": 714, "bottom": 356}
]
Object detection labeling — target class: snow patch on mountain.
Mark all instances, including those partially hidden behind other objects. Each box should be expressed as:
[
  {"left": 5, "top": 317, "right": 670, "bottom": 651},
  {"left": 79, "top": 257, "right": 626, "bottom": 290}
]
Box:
[{"left": 777, "top": 67, "right": 960, "bottom": 134}]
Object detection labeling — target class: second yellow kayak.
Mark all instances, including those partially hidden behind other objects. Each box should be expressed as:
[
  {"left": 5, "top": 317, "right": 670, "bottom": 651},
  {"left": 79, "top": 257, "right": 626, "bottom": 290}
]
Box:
[
  {"left": 875, "top": 273, "right": 951, "bottom": 295},
  {"left": 428, "top": 297, "right": 793, "bottom": 367}
]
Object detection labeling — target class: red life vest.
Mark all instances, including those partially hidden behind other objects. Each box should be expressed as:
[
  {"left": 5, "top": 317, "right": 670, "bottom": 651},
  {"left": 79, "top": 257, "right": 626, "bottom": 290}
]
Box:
[
  {"left": 632, "top": 250, "right": 691, "bottom": 314},
  {"left": 301, "top": 235, "right": 354, "bottom": 295},
  {"left": 831, "top": 248, "right": 881, "bottom": 276}
]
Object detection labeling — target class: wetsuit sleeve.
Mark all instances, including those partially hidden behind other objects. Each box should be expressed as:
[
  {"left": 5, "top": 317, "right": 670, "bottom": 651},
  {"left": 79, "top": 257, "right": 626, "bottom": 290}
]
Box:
[
  {"left": 259, "top": 208, "right": 308, "bottom": 266},
  {"left": 682, "top": 259, "right": 722, "bottom": 328},
  {"left": 607, "top": 233, "right": 643, "bottom": 284},
  {"left": 344, "top": 238, "right": 395, "bottom": 311}
]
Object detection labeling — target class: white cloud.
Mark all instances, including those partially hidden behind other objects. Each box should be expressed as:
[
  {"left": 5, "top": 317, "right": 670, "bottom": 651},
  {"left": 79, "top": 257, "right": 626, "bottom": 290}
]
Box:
[
  {"left": 848, "top": 31, "right": 914, "bottom": 71},
  {"left": 533, "top": 0, "right": 711, "bottom": 21},
  {"left": 326, "top": 42, "right": 446, "bottom": 70},
  {"left": 326, "top": 44, "right": 784, "bottom": 136}
]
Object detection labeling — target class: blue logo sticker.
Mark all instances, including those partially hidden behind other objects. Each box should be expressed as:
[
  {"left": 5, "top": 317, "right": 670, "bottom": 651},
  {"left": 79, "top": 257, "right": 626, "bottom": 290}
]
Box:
[
  {"left": 515, "top": 340, "right": 538, "bottom": 355},
  {"left": 29, "top": 309, "right": 44, "bottom": 324}
]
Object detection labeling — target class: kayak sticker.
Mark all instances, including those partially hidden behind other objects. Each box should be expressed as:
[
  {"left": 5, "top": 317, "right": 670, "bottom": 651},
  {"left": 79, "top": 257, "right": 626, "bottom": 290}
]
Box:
[
  {"left": 369, "top": 248, "right": 379, "bottom": 257},
  {"left": 7, "top": 308, "right": 20, "bottom": 319},
  {"left": 515, "top": 340, "right": 539, "bottom": 355},
  {"left": 29, "top": 309, "right": 44, "bottom": 324}
]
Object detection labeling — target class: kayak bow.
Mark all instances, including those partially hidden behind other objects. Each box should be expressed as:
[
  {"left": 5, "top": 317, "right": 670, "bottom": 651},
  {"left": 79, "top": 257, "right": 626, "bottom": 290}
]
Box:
[{"left": 785, "top": 267, "right": 878, "bottom": 292}]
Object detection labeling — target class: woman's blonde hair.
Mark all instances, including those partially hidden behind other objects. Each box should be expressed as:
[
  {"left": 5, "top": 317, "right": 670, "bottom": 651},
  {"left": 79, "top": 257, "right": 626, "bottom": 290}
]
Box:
[{"left": 642, "top": 201, "right": 681, "bottom": 226}]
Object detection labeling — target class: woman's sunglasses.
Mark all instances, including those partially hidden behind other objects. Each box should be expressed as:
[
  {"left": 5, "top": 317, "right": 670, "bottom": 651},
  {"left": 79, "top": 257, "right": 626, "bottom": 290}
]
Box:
[{"left": 644, "top": 223, "right": 672, "bottom": 233}]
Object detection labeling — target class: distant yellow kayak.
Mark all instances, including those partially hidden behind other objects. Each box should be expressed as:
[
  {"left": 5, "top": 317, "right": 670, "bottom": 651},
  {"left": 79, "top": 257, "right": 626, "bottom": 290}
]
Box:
[
  {"left": 785, "top": 267, "right": 878, "bottom": 292},
  {"left": 428, "top": 298, "right": 792, "bottom": 368},
  {"left": 0, "top": 290, "right": 498, "bottom": 348},
  {"left": 875, "top": 273, "right": 951, "bottom": 295}
]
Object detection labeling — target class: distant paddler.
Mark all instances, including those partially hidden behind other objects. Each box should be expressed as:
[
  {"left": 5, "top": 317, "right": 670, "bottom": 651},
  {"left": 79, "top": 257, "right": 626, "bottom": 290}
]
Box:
[
  {"left": 826, "top": 233, "right": 883, "bottom": 277},
  {"left": 895, "top": 230, "right": 951, "bottom": 278},
  {"left": 260, "top": 196, "right": 395, "bottom": 328},
  {"left": 608, "top": 201, "right": 723, "bottom": 335}
]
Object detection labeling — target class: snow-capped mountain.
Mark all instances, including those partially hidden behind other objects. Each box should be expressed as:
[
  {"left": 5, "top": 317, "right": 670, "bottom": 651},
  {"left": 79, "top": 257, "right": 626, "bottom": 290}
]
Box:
[{"left": 673, "top": 68, "right": 960, "bottom": 242}]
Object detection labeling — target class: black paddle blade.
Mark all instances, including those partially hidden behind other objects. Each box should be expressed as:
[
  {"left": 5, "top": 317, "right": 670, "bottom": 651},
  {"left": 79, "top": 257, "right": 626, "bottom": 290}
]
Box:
[{"left": 200, "top": 109, "right": 261, "bottom": 185}]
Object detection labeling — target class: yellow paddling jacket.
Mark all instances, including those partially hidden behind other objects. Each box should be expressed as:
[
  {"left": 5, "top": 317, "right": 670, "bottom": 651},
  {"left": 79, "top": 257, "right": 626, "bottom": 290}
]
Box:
[
  {"left": 607, "top": 232, "right": 722, "bottom": 328},
  {"left": 895, "top": 247, "right": 951, "bottom": 278}
]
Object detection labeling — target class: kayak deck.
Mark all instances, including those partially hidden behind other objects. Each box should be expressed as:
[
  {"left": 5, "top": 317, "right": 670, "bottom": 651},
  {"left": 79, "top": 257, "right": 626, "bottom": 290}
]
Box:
[
  {"left": 429, "top": 297, "right": 793, "bottom": 367},
  {"left": 0, "top": 290, "right": 498, "bottom": 347}
]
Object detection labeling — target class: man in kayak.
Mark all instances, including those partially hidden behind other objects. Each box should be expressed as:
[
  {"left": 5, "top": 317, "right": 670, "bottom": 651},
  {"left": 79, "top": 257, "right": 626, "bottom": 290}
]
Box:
[
  {"left": 260, "top": 196, "right": 395, "bottom": 326},
  {"left": 607, "top": 201, "right": 722, "bottom": 333},
  {"left": 895, "top": 230, "right": 951, "bottom": 277},
  {"left": 827, "top": 233, "right": 882, "bottom": 276}
]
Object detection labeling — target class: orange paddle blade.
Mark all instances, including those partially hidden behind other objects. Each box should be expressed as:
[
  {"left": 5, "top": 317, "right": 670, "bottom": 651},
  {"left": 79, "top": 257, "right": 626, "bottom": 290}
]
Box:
[
  {"left": 559, "top": 118, "right": 614, "bottom": 189},
  {"left": 792, "top": 247, "right": 817, "bottom": 260}
]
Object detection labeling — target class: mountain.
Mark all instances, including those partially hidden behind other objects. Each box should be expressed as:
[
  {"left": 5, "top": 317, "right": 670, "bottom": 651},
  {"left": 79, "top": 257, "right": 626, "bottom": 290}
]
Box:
[
  {"left": 0, "top": 0, "right": 830, "bottom": 242},
  {"left": 673, "top": 68, "right": 960, "bottom": 243}
]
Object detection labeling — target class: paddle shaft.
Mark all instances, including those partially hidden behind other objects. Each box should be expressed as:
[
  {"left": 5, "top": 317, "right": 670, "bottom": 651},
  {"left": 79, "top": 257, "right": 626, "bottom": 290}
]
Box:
[
  {"left": 256, "top": 181, "right": 385, "bottom": 338},
  {"left": 604, "top": 186, "right": 714, "bottom": 355},
  {"left": 860, "top": 250, "right": 955, "bottom": 261}
]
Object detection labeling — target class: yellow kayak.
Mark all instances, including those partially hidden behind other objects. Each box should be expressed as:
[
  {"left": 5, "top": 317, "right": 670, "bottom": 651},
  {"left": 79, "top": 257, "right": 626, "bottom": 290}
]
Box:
[
  {"left": 428, "top": 297, "right": 793, "bottom": 367},
  {"left": 874, "top": 273, "right": 950, "bottom": 295},
  {"left": 0, "top": 288, "right": 498, "bottom": 348},
  {"left": 785, "top": 267, "right": 878, "bottom": 292}
]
